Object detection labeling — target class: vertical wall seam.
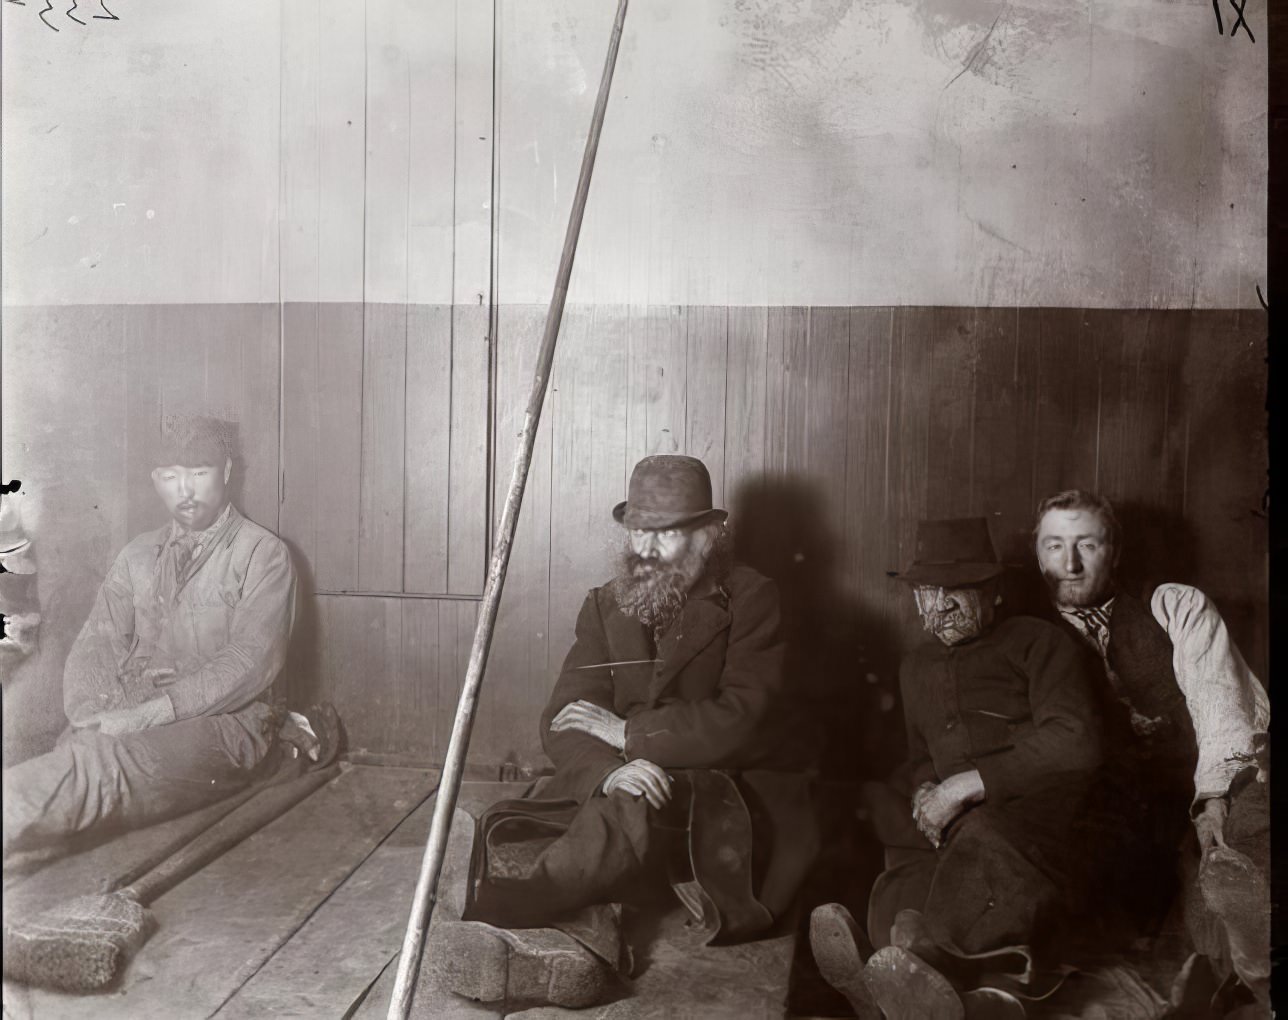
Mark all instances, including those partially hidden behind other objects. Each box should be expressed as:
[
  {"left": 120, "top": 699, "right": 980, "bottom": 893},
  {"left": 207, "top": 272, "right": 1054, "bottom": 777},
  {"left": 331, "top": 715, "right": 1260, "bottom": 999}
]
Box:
[
  {"left": 357, "top": 0, "right": 370, "bottom": 589},
  {"left": 445, "top": 0, "right": 461, "bottom": 589},
  {"left": 400, "top": 59, "right": 412, "bottom": 595},
  {"left": 484, "top": 0, "right": 501, "bottom": 567},
  {"left": 275, "top": 0, "right": 286, "bottom": 535}
]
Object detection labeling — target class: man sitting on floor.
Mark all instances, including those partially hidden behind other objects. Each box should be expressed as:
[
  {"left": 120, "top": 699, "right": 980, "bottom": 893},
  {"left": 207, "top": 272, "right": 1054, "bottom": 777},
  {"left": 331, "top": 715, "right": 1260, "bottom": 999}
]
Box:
[
  {"left": 810, "top": 518, "right": 1105, "bottom": 1019},
  {"left": 1034, "top": 489, "right": 1269, "bottom": 1013},
  {"left": 435, "top": 455, "right": 820, "bottom": 1010},
  {"left": 2, "top": 415, "right": 308, "bottom": 859}
]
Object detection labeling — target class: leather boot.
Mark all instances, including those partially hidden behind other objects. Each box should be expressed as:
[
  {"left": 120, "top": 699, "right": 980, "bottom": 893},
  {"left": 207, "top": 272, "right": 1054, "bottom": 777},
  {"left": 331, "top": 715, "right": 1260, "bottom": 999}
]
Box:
[
  {"left": 862, "top": 946, "right": 965, "bottom": 1020},
  {"left": 431, "top": 920, "right": 614, "bottom": 1009},
  {"left": 808, "top": 902, "right": 880, "bottom": 1019}
]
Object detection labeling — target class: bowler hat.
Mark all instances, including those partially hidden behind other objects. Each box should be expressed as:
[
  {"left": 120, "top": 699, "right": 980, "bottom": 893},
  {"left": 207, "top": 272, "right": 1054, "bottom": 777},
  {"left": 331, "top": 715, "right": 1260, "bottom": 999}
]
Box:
[
  {"left": 613, "top": 455, "right": 728, "bottom": 530},
  {"left": 894, "top": 517, "right": 1006, "bottom": 587}
]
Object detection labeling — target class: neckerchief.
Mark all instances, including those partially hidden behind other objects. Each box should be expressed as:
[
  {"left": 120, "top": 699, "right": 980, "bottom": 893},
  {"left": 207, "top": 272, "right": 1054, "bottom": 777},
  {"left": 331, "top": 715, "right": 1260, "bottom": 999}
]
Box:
[
  {"left": 1059, "top": 597, "right": 1116, "bottom": 658},
  {"left": 155, "top": 502, "right": 238, "bottom": 606}
]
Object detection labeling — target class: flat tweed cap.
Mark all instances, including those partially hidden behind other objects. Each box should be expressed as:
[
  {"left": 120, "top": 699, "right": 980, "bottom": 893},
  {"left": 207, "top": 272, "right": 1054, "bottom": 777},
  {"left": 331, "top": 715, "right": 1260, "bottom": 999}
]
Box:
[
  {"left": 894, "top": 517, "right": 1006, "bottom": 587},
  {"left": 153, "top": 414, "right": 238, "bottom": 467},
  {"left": 613, "top": 455, "right": 728, "bottom": 530}
]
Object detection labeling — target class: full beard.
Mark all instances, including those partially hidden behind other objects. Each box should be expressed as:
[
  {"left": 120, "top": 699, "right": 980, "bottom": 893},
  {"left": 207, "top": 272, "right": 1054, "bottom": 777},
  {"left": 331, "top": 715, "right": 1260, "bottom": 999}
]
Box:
[
  {"left": 610, "top": 560, "right": 690, "bottom": 634},
  {"left": 610, "top": 538, "right": 716, "bottom": 634}
]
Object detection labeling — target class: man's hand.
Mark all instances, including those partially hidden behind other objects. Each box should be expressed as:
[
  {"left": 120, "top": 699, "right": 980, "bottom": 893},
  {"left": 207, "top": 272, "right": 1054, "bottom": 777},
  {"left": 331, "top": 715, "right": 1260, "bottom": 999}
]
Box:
[
  {"left": 143, "top": 666, "right": 177, "bottom": 687},
  {"left": 1194, "top": 795, "right": 1229, "bottom": 852},
  {"left": 603, "top": 759, "right": 672, "bottom": 808},
  {"left": 95, "top": 696, "right": 175, "bottom": 737},
  {"left": 549, "top": 699, "right": 627, "bottom": 752},
  {"left": 912, "top": 770, "right": 986, "bottom": 848}
]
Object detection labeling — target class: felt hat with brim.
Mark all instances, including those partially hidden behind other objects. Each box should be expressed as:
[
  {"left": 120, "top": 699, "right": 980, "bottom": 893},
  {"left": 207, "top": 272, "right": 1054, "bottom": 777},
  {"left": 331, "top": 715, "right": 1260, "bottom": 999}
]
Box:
[
  {"left": 152, "top": 414, "right": 238, "bottom": 467},
  {"left": 894, "top": 517, "right": 1006, "bottom": 587},
  {"left": 613, "top": 455, "right": 728, "bottom": 530}
]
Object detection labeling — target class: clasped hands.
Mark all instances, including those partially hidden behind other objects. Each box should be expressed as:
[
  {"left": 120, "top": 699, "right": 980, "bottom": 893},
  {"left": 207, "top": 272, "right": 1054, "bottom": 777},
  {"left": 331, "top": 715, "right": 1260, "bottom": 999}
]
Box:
[
  {"left": 90, "top": 662, "right": 180, "bottom": 736},
  {"left": 911, "top": 769, "right": 985, "bottom": 849}
]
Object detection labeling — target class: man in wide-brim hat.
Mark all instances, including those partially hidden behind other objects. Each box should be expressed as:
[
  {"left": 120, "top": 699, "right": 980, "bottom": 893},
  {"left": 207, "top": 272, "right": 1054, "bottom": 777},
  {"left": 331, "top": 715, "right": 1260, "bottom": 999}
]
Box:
[
  {"left": 810, "top": 517, "right": 1107, "bottom": 1019},
  {"left": 434, "top": 455, "right": 820, "bottom": 1010}
]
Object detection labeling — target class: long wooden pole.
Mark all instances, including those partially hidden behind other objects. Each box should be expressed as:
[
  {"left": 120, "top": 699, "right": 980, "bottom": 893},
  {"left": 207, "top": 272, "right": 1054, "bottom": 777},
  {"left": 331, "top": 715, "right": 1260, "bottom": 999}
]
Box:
[{"left": 386, "top": 2, "right": 630, "bottom": 1015}]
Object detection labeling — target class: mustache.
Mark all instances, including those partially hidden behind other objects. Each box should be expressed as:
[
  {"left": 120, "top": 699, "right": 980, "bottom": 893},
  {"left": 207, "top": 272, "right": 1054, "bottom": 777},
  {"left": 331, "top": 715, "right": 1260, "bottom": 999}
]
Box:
[{"left": 625, "top": 552, "right": 665, "bottom": 574}]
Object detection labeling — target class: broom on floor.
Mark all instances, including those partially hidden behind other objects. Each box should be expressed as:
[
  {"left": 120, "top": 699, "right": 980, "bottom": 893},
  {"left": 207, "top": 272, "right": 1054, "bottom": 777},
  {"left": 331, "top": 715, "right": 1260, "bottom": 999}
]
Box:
[{"left": 3, "top": 761, "right": 338, "bottom": 993}]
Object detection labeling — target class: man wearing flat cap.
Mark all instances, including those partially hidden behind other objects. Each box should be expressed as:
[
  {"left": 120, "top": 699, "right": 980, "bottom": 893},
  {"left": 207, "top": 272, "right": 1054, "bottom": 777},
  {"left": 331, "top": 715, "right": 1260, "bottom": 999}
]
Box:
[
  {"left": 810, "top": 518, "right": 1105, "bottom": 1019},
  {"left": 435, "top": 454, "right": 819, "bottom": 1010},
  {"left": 2, "top": 415, "right": 304, "bottom": 857}
]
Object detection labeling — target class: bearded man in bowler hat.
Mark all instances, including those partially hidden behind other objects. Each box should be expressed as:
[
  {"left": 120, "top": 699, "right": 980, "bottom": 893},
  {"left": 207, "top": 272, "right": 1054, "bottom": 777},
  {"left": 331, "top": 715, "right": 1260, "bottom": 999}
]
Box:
[
  {"left": 810, "top": 518, "right": 1105, "bottom": 1019},
  {"left": 2, "top": 415, "right": 319, "bottom": 860},
  {"left": 435, "top": 455, "right": 820, "bottom": 1010}
]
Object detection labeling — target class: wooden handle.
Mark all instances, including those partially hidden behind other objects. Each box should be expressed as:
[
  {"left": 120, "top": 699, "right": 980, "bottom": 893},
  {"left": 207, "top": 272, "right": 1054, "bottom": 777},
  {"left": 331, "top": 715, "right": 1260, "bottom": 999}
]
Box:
[
  {"left": 124, "top": 765, "right": 339, "bottom": 905},
  {"left": 385, "top": 2, "right": 631, "bottom": 1016}
]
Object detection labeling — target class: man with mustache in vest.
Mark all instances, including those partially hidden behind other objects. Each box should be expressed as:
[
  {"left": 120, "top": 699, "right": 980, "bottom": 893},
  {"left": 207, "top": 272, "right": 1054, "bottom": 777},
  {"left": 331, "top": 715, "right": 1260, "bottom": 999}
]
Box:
[{"left": 1034, "top": 490, "right": 1269, "bottom": 1014}]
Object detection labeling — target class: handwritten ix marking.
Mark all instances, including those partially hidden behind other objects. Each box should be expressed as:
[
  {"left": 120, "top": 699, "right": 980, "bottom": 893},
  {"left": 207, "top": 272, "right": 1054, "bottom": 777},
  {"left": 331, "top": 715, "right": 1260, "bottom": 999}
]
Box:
[{"left": 1213, "top": 0, "right": 1254, "bottom": 40}]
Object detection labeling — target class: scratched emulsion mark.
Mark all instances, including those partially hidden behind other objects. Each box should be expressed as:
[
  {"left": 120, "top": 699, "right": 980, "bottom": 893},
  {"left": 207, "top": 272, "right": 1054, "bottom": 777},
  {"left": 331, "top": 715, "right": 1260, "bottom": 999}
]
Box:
[
  {"left": 2, "top": 0, "right": 119, "bottom": 30},
  {"left": 728, "top": 0, "right": 852, "bottom": 98}
]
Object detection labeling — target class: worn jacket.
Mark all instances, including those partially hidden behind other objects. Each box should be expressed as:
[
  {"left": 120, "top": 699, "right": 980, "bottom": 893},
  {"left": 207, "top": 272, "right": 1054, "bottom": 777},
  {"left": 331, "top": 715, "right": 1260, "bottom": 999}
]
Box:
[
  {"left": 515, "top": 563, "right": 818, "bottom": 925},
  {"left": 62, "top": 504, "right": 297, "bottom": 729},
  {"left": 900, "top": 615, "right": 1103, "bottom": 804}
]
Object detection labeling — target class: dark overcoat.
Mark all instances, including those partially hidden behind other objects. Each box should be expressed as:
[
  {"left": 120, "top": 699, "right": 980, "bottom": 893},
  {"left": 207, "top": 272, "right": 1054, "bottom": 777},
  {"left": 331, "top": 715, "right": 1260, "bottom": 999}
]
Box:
[
  {"left": 473, "top": 563, "right": 819, "bottom": 939},
  {"left": 867, "top": 616, "right": 1106, "bottom": 957}
]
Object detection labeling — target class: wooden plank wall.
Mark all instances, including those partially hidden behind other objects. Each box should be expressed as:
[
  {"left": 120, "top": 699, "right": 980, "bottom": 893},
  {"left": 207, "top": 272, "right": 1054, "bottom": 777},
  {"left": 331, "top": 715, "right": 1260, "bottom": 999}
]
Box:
[
  {"left": 276, "top": 0, "right": 492, "bottom": 600},
  {"left": 284, "top": 304, "right": 1267, "bottom": 775}
]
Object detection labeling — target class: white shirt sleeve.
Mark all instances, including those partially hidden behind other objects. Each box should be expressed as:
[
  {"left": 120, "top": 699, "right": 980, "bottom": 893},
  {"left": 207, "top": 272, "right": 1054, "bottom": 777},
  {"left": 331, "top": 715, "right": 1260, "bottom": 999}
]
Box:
[{"left": 1150, "top": 583, "right": 1269, "bottom": 804}]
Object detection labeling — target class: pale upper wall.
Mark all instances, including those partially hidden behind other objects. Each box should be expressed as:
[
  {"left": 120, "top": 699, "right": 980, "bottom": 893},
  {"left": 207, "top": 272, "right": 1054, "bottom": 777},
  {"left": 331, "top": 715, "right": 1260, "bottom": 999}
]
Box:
[
  {"left": 2, "top": 1, "right": 281, "bottom": 305},
  {"left": 2, "top": 0, "right": 1266, "bottom": 307},
  {"left": 516, "top": 0, "right": 1266, "bottom": 308}
]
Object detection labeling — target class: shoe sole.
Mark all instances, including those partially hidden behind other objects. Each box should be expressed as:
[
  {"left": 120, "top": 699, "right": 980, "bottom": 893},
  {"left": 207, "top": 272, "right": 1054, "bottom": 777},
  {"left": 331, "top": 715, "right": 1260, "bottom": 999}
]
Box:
[
  {"left": 435, "top": 921, "right": 611, "bottom": 1009},
  {"left": 809, "top": 904, "right": 880, "bottom": 1019},
  {"left": 864, "top": 946, "right": 965, "bottom": 1020}
]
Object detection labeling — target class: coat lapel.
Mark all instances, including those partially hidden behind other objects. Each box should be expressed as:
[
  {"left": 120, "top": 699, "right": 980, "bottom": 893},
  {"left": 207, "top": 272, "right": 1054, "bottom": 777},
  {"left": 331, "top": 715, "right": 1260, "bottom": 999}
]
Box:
[
  {"left": 650, "top": 596, "right": 731, "bottom": 701},
  {"left": 600, "top": 595, "right": 654, "bottom": 666}
]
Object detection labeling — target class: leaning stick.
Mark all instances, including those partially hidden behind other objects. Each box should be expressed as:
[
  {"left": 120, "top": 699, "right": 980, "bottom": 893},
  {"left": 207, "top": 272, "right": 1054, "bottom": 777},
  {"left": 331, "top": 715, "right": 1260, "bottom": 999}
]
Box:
[{"left": 385, "top": 2, "right": 630, "bottom": 1016}]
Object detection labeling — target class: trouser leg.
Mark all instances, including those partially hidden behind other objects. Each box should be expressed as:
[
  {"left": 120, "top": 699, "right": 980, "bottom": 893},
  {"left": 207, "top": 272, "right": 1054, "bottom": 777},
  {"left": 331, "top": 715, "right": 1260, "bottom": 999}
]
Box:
[
  {"left": 3, "top": 707, "right": 275, "bottom": 854},
  {"left": 921, "top": 808, "right": 1062, "bottom": 958},
  {"left": 471, "top": 789, "right": 682, "bottom": 931},
  {"left": 867, "top": 851, "right": 938, "bottom": 949}
]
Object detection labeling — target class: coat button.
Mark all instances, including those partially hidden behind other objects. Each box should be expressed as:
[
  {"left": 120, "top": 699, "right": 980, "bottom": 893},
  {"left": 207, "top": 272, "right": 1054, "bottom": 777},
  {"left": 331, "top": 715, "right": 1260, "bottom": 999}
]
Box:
[{"left": 946, "top": 719, "right": 957, "bottom": 730}]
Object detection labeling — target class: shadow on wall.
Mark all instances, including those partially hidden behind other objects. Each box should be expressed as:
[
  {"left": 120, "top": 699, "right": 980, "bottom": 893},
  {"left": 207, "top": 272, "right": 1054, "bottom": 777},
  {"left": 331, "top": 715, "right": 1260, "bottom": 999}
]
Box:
[
  {"left": 731, "top": 474, "right": 904, "bottom": 783},
  {"left": 276, "top": 538, "right": 324, "bottom": 722}
]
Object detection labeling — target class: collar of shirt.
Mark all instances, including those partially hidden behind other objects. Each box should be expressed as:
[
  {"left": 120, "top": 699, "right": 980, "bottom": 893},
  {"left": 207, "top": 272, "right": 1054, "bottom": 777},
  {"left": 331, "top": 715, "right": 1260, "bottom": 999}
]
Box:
[{"left": 168, "top": 502, "right": 232, "bottom": 554}]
